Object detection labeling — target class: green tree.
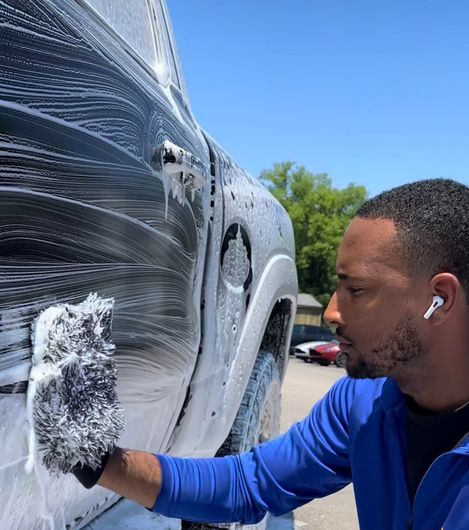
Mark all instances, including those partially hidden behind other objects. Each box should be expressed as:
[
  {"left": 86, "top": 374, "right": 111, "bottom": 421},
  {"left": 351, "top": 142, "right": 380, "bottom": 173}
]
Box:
[{"left": 260, "top": 162, "right": 367, "bottom": 307}]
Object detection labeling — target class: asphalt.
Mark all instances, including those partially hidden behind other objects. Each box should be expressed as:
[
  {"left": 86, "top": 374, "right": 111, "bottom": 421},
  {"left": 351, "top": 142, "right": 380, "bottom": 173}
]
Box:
[{"left": 274, "top": 357, "right": 359, "bottom": 530}]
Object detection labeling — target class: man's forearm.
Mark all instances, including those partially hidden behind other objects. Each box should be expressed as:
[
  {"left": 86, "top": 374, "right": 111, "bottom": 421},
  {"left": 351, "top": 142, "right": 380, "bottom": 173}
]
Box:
[{"left": 98, "top": 447, "right": 162, "bottom": 509}]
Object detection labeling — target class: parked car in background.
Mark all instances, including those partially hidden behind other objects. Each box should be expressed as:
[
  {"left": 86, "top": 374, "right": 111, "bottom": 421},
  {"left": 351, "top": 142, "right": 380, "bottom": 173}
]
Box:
[
  {"left": 293, "top": 340, "right": 330, "bottom": 361},
  {"left": 289, "top": 324, "right": 335, "bottom": 354},
  {"left": 295, "top": 340, "right": 346, "bottom": 367},
  {"left": 0, "top": 1, "right": 297, "bottom": 528}
]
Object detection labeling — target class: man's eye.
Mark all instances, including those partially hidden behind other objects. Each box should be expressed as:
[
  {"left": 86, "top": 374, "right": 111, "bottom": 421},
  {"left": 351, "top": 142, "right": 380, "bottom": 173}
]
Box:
[{"left": 348, "top": 287, "right": 364, "bottom": 296}]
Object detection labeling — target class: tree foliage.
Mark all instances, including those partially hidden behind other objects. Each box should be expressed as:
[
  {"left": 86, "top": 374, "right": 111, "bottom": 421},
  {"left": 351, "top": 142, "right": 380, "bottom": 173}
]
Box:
[{"left": 260, "top": 162, "right": 367, "bottom": 307}]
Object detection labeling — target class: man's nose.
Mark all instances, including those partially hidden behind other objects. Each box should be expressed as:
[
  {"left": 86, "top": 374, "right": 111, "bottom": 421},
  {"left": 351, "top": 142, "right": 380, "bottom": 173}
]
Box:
[{"left": 323, "top": 292, "right": 345, "bottom": 328}]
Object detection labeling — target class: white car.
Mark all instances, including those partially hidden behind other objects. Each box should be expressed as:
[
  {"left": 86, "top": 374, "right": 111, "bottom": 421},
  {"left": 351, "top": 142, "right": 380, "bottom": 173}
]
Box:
[
  {"left": 295, "top": 340, "right": 346, "bottom": 368},
  {"left": 294, "top": 341, "right": 330, "bottom": 361}
]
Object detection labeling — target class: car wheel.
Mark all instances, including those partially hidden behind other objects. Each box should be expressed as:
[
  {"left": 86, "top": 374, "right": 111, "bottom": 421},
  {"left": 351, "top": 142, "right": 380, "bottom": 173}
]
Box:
[
  {"left": 181, "top": 351, "right": 281, "bottom": 530},
  {"left": 335, "top": 351, "right": 346, "bottom": 368}
]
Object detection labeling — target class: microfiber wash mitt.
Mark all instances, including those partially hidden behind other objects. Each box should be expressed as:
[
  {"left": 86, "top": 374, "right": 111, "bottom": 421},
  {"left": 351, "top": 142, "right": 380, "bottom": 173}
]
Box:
[{"left": 25, "top": 293, "right": 125, "bottom": 479}]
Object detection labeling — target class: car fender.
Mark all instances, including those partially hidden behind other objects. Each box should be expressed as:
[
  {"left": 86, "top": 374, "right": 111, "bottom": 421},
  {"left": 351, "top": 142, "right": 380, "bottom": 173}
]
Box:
[{"left": 168, "top": 253, "right": 297, "bottom": 457}]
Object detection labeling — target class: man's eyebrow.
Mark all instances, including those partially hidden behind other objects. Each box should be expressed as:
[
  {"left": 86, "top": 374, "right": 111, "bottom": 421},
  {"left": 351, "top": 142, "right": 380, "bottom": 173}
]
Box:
[{"left": 337, "top": 272, "right": 366, "bottom": 281}]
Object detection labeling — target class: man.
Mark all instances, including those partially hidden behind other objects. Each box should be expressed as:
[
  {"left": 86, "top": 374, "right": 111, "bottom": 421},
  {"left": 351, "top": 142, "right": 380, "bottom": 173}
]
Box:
[{"left": 74, "top": 179, "right": 469, "bottom": 529}]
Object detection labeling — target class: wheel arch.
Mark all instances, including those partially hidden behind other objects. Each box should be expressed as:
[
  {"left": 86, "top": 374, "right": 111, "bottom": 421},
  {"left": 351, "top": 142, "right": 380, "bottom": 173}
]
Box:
[{"left": 258, "top": 297, "right": 295, "bottom": 381}]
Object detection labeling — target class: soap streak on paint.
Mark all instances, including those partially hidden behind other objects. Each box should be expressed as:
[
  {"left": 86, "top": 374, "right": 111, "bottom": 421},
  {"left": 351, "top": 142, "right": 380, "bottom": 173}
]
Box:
[
  {"left": 0, "top": 455, "right": 27, "bottom": 472},
  {"left": 0, "top": 0, "right": 210, "bottom": 528}
]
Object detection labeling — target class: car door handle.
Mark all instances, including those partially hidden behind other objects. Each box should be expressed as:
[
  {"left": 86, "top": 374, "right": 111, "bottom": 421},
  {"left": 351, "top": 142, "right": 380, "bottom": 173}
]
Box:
[{"left": 153, "top": 140, "right": 208, "bottom": 194}]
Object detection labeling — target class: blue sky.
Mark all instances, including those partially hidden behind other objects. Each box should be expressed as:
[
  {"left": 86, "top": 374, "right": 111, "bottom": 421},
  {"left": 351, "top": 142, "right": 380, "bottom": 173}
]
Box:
[{"left": 166, "top": 1, "right": 469, "bottom": 197}]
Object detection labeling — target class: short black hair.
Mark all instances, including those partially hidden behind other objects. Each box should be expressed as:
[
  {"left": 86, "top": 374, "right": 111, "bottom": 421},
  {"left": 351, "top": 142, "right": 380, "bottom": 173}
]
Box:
[{"left": 356, "top": 178, "right": 469, "bottom": 296}]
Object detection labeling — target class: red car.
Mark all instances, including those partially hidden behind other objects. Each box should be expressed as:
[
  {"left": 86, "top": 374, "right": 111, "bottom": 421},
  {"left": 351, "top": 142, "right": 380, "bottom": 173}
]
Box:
[{"left": 308, "top": 341, "right": 346, "bottom": 368}]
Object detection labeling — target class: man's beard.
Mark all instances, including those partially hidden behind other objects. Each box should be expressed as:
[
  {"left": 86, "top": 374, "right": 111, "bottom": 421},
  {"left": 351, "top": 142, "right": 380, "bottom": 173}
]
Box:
[{"left": 345, "top": 316, "right": 426, "bottom": 379}]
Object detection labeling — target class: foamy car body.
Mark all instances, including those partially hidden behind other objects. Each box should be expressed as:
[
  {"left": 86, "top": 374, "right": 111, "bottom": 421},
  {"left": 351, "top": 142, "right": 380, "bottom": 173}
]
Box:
[{"left": 0, "top": 1, "right": 297, "bottom": 528}]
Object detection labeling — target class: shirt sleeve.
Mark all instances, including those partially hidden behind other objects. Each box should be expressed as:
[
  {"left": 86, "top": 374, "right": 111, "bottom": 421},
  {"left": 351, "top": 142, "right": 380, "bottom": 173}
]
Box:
[{"left": 151, "top": 376, "right": 355, "bottom": 524}]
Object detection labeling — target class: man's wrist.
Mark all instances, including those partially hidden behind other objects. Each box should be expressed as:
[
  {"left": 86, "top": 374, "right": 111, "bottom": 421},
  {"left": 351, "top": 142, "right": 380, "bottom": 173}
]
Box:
[{"left": 72, "top": 450, "right": 111, "bottom": 489}]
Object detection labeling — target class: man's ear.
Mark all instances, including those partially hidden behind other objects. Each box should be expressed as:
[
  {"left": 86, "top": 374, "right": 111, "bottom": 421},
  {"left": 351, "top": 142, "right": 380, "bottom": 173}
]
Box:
[{"left": 426, "top": 273, "right": 461, "bottom": 325}]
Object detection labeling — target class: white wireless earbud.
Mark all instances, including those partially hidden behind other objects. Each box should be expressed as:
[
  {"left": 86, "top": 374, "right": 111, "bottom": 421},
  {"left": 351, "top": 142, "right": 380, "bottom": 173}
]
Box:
[{"left": 423, "top": 295, "right": 445, "bottom": 320}]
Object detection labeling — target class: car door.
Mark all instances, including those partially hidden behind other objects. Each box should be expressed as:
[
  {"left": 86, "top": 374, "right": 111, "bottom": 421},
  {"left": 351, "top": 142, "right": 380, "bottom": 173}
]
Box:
[{"left": 0, "top": 0, "right": 210, "bottom": 527}]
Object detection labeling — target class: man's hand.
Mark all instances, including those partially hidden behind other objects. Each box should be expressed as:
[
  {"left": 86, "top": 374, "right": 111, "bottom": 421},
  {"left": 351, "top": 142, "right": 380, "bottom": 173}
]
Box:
[{"left": 97, "top": 447, "right": 163, "bottom": 509}]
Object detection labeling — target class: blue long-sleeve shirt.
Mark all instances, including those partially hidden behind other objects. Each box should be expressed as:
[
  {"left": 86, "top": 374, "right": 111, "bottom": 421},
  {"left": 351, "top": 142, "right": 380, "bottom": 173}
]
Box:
[{"left": 152, "top": 377, "right": 469, "bottom": 529}]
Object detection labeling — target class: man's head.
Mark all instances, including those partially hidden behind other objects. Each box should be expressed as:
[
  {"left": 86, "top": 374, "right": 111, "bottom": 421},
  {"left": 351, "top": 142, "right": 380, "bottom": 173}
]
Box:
[{"left": 324, "top": 178, "right": 469, "bottom": 382}]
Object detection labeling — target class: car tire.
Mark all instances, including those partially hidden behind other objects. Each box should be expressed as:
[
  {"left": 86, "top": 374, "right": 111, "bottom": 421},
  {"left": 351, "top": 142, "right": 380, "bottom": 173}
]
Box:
[
  {"left": 181, "top": 351, "right": 281, "bottom": 530},
  {"left": 335, "top": 351, "right": 346, "bottom": 368}
]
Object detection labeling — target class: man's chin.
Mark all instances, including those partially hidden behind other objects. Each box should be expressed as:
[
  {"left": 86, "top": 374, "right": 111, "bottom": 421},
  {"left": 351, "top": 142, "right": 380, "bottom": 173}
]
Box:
[{"left": 345, "top": 357, "right": 387, "bottom": 379}]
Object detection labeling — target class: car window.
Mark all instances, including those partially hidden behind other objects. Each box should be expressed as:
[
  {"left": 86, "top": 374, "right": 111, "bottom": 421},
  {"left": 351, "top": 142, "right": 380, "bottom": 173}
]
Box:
[
  {"left": 315, "top": 329, "right": 336, "bottom": 340},
  {"left": 84, "top": 0, "right": 162, "bottom": 72},
  {"left": 293, "top": 325, "right": 335, "bottom": 341},
  {"left": 152, "top": 0, "right": 183, "bottom": 89},
  {"left": 292, "top": 325, "right": 305, "bottom": 335}
]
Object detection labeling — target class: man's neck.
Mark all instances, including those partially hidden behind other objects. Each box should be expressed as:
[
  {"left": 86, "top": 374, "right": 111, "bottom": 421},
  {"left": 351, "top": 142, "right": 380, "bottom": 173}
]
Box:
[{"left": 395, "top": 356, "right": 469, "bottom": 413}]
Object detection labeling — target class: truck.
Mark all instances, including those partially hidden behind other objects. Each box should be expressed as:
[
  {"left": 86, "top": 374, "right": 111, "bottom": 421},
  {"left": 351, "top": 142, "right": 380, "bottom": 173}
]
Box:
[{"left": 0, "top": 1, "right": 298, "bottom": 528}]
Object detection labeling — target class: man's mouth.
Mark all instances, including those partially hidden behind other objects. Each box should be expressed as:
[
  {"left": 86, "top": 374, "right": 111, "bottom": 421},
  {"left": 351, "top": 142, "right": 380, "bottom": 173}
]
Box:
[{"left": 338, "top": 341, "right": 352, "bottom": 352}]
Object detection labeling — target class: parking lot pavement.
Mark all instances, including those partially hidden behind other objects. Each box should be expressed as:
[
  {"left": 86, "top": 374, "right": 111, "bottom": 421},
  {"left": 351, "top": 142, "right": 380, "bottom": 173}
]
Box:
[{"left": 276, "top": 358, "right": 359, "bottom": 530}]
